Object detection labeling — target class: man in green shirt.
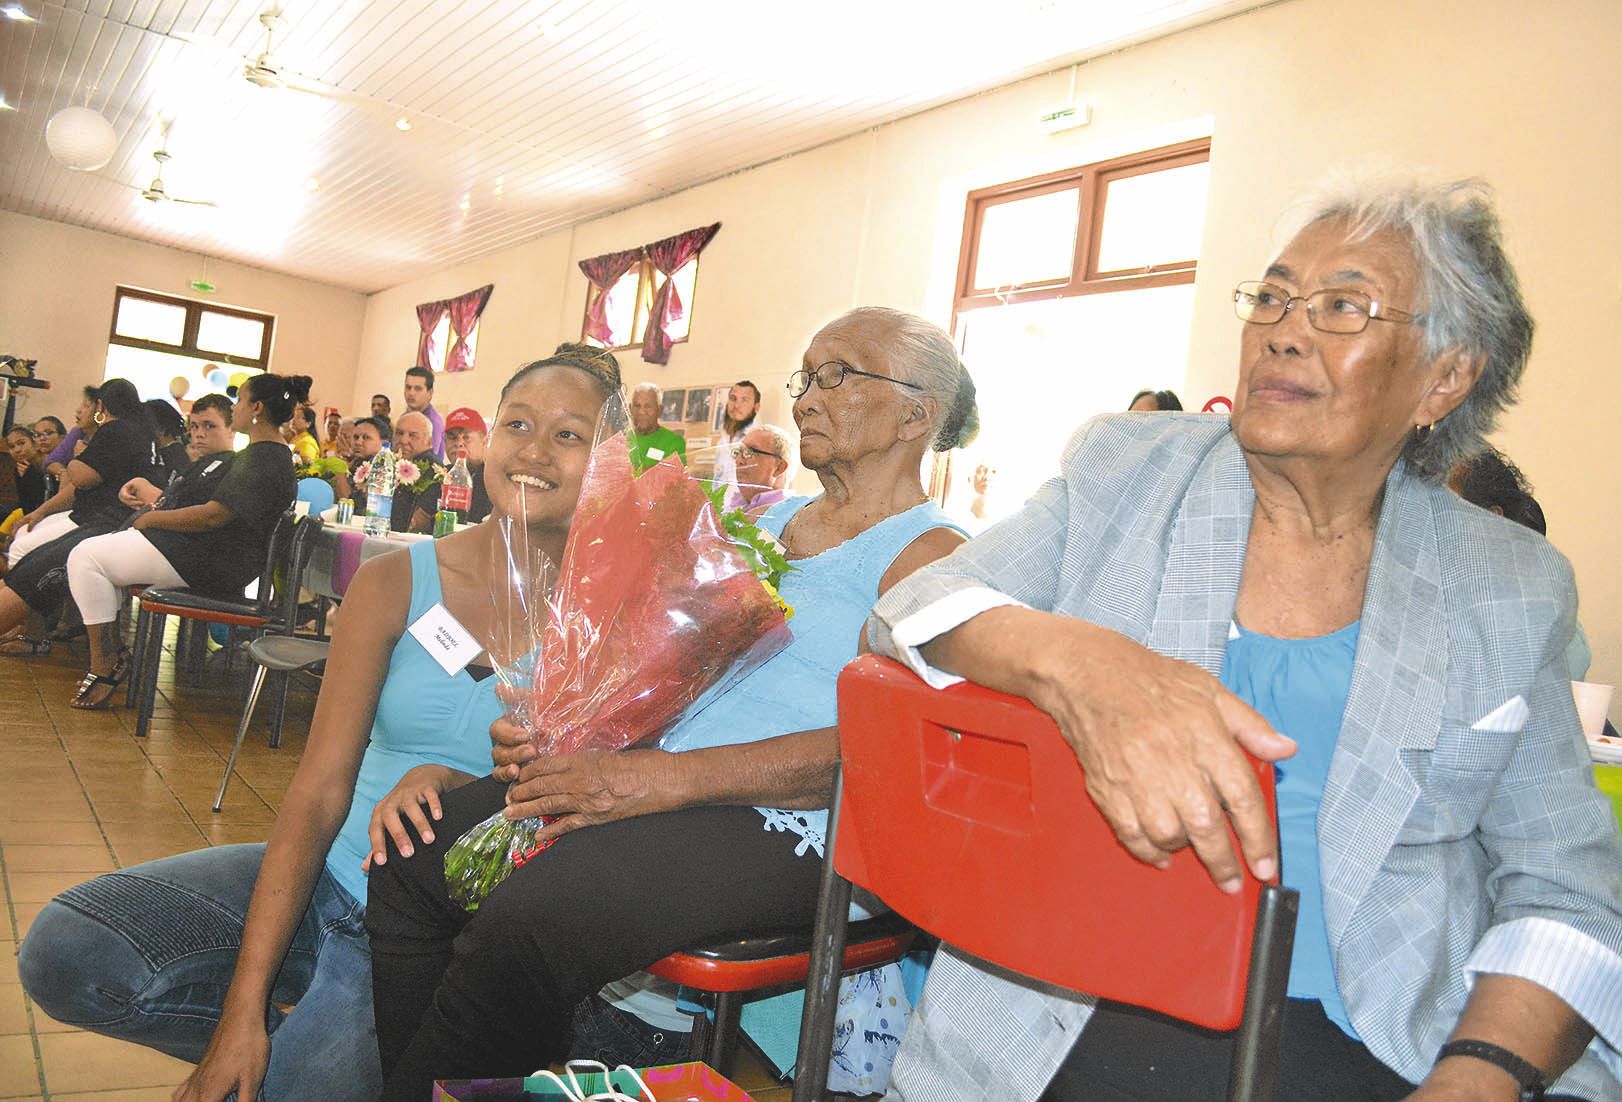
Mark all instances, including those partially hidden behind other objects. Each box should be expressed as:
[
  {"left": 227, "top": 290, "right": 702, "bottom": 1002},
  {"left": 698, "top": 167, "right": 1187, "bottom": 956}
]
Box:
[{"left": 627, "top": 382, "right": 687, "bottom": 473}]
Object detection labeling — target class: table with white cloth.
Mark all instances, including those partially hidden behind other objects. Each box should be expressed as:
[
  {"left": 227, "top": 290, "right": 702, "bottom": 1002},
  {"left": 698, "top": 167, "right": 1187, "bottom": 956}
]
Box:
[{"left": 304, "top": 516, "right": 430, "bottom": 599}]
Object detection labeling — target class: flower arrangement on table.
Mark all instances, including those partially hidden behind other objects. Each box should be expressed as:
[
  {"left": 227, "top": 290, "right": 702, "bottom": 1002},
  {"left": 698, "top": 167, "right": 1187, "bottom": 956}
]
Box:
[
  {"left": 394, "top": 457, "right": 446, "bottom": 495},
  {"left": 443, "top": 425, "right": 796, "bottom": 910},
  {"left": 296, "top": 455, "right": 352, "bottom": 485}
]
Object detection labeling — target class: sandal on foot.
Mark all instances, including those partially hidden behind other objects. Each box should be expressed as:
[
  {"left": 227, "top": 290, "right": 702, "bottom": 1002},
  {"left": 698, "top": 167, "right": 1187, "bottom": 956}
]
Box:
[
  {"left": 71, "top": 668, "right": 125, "bottom": 710},
  {"left": 0, "top": 637, "right": 51, "bottom": 658},
  {"left": 47, "top": 622, "right": 87, "bottom": 642}
]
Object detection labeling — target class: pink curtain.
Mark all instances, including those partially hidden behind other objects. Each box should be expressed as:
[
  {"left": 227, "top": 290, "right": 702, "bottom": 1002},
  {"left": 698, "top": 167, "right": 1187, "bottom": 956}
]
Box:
[
  {"left": 578, "top": 248, "right": 644, "bottom": 346},
  {"left": 444, "top": 284, "right": 494, "bottom": 373},
  {"left": 415, "top": 300, "right": 449, "bottom": 371},
  {"left": 640, "top": 222, "right": 720, "bottom": 364},
  {"left": 417, "top": 285, "right": 494, "bottom": 373}
]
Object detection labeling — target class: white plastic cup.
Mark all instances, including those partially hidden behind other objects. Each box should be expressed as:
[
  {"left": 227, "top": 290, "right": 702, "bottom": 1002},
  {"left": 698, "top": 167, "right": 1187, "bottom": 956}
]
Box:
[
  {"left": 293, "top": 499, "right": 312, "bottom": 518},
  {"left": 1571, "top": 681, "right": 1614, "bottom": 739}
]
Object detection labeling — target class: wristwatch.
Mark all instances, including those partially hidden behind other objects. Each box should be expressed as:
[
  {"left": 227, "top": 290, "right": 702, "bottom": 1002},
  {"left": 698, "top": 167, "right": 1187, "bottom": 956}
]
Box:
[{"left": 1435, "top": 1039, "right": 1547, "bottom": 1101}]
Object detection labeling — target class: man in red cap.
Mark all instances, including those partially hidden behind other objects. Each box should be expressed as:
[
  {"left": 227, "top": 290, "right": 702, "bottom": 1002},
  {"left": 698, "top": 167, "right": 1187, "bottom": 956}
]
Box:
[{"left": 443, "top": 407, "right": 491, "bottom": 523}]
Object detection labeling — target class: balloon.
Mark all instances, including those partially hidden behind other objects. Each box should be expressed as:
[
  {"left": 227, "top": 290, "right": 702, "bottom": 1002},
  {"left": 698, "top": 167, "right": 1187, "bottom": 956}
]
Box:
[
  {"left": 169, "top": 376, "right": 190, "bottom": 400},
  {"left": 205, "top": 365, "right": 230, "bottom": 390},
  {"left": 228, "top": 371, "right": 252, "bottom": 389}
]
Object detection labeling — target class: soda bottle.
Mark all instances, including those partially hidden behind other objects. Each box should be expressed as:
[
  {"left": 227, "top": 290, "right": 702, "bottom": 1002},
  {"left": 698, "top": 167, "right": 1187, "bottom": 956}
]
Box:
[
  {"left": 441, "top": 455, "right": 474, "bottom": 517},
  {"left": 364, "top": 443, "right": 397, "bottom": 537}
]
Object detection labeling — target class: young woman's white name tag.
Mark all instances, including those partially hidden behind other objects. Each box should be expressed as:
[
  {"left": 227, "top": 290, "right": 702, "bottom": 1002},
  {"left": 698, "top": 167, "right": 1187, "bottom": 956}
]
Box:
[{"left": 408, "top": 603, "right": 481, "bottom": 676}]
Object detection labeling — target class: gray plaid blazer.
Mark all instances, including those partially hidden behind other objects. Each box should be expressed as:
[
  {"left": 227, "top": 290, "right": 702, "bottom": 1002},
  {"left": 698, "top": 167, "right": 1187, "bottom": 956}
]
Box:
[{"left": 868, "top": 414, "right": 1622, "bottom": 1101}]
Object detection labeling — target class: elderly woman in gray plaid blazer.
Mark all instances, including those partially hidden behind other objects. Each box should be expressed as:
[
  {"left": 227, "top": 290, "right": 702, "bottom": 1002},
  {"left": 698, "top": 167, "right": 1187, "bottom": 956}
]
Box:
[{"left": 868, "top": 179, "right": 1620, "bottom": 1102}]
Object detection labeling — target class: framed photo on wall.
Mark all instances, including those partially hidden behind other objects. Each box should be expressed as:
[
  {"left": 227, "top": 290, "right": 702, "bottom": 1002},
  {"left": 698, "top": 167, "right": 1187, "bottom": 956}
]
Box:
[
  {"left": 660, "top": 389, "right": 684, "bottom": 423},
  {"left": 711, "top": 386, "right": 729, "bottom": 432},
  {"left": 684, "top": 387, "right": 713, "bottom": 425}
]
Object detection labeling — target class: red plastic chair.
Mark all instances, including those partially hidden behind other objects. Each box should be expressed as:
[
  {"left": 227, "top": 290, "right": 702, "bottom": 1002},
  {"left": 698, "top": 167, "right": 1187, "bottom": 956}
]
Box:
[{"left": 793, "top": 655, "right": 1298, "bottom": 1102}]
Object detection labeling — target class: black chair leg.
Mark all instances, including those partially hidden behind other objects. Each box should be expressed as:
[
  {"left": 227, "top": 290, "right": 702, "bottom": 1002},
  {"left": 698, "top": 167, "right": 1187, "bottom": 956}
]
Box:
[
  {"left": 1226, "top": 884, "right": 1299, "bottom": 1102},
  {"left": 125, "top": 607, "right": 151, "bottom": 710},
  {"left": 792, "top": 768, "right": 852, "bottom": 1102},
  {"left": 708, "top": 991, "right": 743, "bottom": 1078},
  {"left": 266, "top": 668, "right": 289, "bottom": 749},
  {"left": 134, "top": 611, "right": 167, "bottom": 738}
]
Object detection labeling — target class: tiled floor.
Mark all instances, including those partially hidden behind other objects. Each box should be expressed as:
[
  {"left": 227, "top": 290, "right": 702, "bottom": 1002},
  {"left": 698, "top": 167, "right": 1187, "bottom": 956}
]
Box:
[{"left": 0, "top": 631, "right": 794, "bottom": 1101}]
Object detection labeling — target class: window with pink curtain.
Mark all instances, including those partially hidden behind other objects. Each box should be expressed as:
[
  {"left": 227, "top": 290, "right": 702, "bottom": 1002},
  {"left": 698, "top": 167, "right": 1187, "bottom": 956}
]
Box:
[
  {"left": 416, "top": 284, "right": 494, "bottom": 373},
  {"left": 641, "top": 223, "right": 720, "bottom": 364},
  {"left": 578, "top": 248, "right": 644, "bottom": 346}
]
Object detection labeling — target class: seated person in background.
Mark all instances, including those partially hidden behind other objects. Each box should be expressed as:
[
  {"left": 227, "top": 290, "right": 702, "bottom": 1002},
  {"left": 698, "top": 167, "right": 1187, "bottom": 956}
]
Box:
[
  {"left": 285, "top": 403, "right": 322, "bottom": 465},
  {"left": 723, "top": 422, "right": 792, "bottom": 518},
  {"left": 443, "top": 407, "right": 492, "bottom": 523},
  {"left": 342, "top": 416, "right": 388, "bottom": 508},
  {"left": 1450, "top": 447, "right": 1591, "bottom": 680},
  {"left": 19, "top": 346, "right": 624, "bottom": 1102},
  {"left": 0, "top": 379, "right": 159, "bottom": 656},
  {"left": 363, "top": 307, "right": 976, "bottom": 1098},
  {"left": 388, "top": 411, "right": 445, "bottom": 534},
  {"left": 61, "top": 389, "right": 287, "bottom": 709},
  {"left": 1128, "top": 387, "right": 1184, "bottom": 411},
  {"left": 7, "top": 426, "right": 47, "bottom": 516},
  {"left": 41, "top": 390, "right": 96, "bottom": 483},
  {"left": 31, "top": 416, "right": 66, "bottom": 496},
  {"left": 322, "top": 407, "right": 345, "bottom": 457},
  {"left": 334, "top": 417, "right": 356, "bottom": 462},
  {"left": 867, "top": 179, "right": 1620, "bottom": 1102},
  {"left": 626, "top": 382, "right": 687, "bottom": 472},
  {"left": 146, "top": 398, "right": 191, "bottom": 478}
]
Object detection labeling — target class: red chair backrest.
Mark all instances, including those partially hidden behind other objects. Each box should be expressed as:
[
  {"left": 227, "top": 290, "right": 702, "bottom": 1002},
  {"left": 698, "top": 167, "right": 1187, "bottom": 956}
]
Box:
[{"left": 835, "top": 654, "right": 1279, "bottom": 1032}]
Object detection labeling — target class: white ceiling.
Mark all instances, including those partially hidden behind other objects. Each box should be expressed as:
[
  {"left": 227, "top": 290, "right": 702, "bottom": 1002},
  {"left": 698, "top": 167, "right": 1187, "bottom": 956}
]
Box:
[{"left": 0, "top": 0, "right": 1258, "bottom": 294}]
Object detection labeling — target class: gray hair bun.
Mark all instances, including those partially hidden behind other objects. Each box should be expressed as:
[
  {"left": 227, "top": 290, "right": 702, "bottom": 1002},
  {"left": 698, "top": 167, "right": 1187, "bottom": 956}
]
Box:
[{"left": 933, "top": 368, "right": 980, "bottom": 452}]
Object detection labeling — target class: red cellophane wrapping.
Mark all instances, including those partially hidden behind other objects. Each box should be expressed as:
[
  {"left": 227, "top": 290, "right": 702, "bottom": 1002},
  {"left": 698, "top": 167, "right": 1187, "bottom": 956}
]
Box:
[{"left": 444, "top": 432, "right": 793, "bottom": 910}]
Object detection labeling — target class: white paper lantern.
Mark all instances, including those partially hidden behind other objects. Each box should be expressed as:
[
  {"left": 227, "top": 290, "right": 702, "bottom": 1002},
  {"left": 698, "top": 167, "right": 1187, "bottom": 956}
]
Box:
[{"left": 45, "top": 107, "right": 118, "bottom": 171}]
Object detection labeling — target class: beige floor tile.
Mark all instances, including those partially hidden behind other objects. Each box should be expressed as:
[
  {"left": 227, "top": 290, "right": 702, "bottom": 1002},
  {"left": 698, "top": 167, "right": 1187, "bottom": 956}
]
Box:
[
  {"left": 81, "top": 801, "right": 189, "bottom": 825},
  {"left": 0, "top": 802, "right": 95, "bottom": 825},
  {"left": 0, "top": 1034, "right": 42, "bottom": 1097},
  {"left": 39, "top": 1031, "right": 192, "bottom": 1093},
  {"left": 0, "top": 846, "right": 113, "bottom": 874},
  {"left": 0, "top": 821, "right": 105, "bottom": 847},
  {"left": 0, "top": 943, "right": 17, "bottom": 985},
  {"left": 0, "top": 983, "right": 28, "bottom": 1035},
  {"left": 3, "top": 871, "right": 93, "bottom": 904},
  {"left": 55, "top": 1089, "right": 184, "bottom": 1102},
  {"left": 108, "top": 842, "right": 198, "bottom": 869},
  {"left": 99, "top": 824, "right": 205, "bottom": 848}
]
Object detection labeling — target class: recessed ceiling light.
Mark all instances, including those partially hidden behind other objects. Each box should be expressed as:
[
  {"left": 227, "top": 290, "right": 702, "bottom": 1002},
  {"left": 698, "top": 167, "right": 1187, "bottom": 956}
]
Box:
[
  {"left": 0, "top": 93, "right": 15, "bottom": 111},
  {"left": 305, "top": 177, "right": 320, "bottom": 191},
  {"left": 458, "top": 194, "right": 472, "bottom": 213},
  {"left": 1, "top": 5, "right": 36, "bottom": 23},
  {"left": 394, "top": 117, "right": 413, "bottom": 132}
]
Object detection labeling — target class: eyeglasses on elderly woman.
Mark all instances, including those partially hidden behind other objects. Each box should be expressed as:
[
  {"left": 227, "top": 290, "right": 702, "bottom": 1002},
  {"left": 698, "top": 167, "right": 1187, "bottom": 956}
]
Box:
[
  {"left": 1233, "top": 281, "right": 1422, "bottom": 335},
  {"left": 788, "top": 360, "right": 926, "bottom": 398}
]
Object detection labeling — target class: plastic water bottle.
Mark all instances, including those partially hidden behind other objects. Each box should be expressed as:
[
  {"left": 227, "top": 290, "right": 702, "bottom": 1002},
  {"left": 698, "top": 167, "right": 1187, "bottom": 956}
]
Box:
[
  {"left": 364, "top": 444, "right": 397, "bottom": 537},
  {"left": 441, "top": 455, "right": 474, "bottom": 517}
]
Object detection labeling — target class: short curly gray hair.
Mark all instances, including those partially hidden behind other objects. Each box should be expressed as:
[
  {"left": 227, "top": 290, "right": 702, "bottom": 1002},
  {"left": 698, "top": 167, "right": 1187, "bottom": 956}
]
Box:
[{"left": 1281, "top": 178, "right": 1533, "bottom": 479}]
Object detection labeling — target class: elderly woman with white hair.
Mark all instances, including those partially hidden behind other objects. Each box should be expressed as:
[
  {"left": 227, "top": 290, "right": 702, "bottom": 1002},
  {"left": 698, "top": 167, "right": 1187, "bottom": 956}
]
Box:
[{"left": 869, "top": 180, "right": 1620, "bottom": 1101}]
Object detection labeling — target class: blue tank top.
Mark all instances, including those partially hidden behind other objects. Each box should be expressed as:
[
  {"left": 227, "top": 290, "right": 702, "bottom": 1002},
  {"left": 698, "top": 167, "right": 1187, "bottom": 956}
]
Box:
[
  {"left": 325, "top": 539, "right": 505, "bottom": 904},
  {"left": 1221, "top": 619, "right": 1361, "bottom": 1038},
  {"left": 660, "top": 495, "right": 965, "bottom": 857}
]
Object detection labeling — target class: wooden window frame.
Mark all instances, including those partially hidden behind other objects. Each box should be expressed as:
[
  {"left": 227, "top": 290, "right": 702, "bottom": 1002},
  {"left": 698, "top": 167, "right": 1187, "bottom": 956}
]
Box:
[
  {"left": 953, "top": 137, "right": 1211, "bottom": 318},
  {"left": 581, "top": 257, "right": 703, "bottom": 353},
  {"left": 108, "top": 286, "right": 275, "bottom": 369}
]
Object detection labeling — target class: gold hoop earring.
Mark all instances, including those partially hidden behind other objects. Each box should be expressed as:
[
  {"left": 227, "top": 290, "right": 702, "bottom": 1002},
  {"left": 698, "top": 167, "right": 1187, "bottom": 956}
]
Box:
[
  {"left": 1414, "top": 420, "right": 1435, "bottom": 442},
  {"left": 93, "top": 409, "right": 107, "bottom": 425}
]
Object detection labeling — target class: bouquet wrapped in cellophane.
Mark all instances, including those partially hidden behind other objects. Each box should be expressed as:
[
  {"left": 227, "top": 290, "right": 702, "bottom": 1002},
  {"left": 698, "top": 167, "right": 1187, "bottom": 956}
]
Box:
[{"left": 444, "top": 404, "right": 794, "bottom": 911}]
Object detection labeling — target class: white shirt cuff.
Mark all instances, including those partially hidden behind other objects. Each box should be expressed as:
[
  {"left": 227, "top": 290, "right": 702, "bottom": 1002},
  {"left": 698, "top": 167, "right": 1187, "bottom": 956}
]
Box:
[
  {"left": 1465, "top": 916, "right": 1622, "bottom": 1058},
  {"left": 887, "top": 587, "right": 1027, "bottom": 690}
]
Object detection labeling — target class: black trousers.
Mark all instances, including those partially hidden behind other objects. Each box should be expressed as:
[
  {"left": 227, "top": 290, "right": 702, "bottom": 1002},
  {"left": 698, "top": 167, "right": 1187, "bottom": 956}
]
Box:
[
  {"left": 1041, "top": 997, "right": 1588, "bottom": 1102},
  {"left": 364, "top": 774, "right": 823, "bottom": 1101}
]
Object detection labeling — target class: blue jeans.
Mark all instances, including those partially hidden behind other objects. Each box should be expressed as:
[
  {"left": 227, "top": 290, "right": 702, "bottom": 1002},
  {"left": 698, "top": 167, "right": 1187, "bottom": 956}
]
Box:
[{"left": 18, "top": 844, "right": 380, "bottom": 1102}]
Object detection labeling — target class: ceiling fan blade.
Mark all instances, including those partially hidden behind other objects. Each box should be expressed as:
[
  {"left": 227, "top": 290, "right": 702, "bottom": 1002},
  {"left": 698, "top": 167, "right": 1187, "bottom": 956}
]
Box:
[
  {"left": 277, "top": 70, "right": 368, "bottom": 106},
  {"left": 170, "top": 196, "right": 219, "bottom": 207}
]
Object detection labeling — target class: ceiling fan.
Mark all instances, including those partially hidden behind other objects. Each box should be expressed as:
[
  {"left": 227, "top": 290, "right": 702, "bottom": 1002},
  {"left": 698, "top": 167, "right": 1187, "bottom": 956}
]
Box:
[
  {"left": 178, "top": 6, "right": 353, "bottom": 103},
  {"left": 120, "top": 123, "right": 217, "bottom": 207}
]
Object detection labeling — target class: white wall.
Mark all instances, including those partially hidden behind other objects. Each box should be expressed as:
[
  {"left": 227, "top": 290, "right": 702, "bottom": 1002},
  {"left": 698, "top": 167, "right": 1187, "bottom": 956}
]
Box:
[
  {"left": 353, "top": 0, "right": 1622, "bottom": 712},
  {"left": 0, "top": 210, "right": 367, "bottom": 416}
]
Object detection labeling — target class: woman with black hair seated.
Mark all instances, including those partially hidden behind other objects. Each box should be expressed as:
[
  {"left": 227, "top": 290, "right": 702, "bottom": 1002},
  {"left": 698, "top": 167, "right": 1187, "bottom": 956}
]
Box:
[
  {"left": 0, "top": 378, "right": 159, "bottom": 657},
  {"left": 146, "top": 397, "right": 193, "bottom": 480},
  {"left": 63, "top": 383, "right": 300, "bottom": 708}
]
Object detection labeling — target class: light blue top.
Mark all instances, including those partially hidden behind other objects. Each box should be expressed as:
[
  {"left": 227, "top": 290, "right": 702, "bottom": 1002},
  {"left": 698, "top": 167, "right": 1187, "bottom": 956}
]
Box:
[
  {"left": 325, "top": 539, "right": 504, "bottom": 905},
  {"left": 1220, "top": 618, "right": 1361, "bottom": 1039},
  {"left": 659, "top": 495, "right": 965, "bottom": 857}
]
